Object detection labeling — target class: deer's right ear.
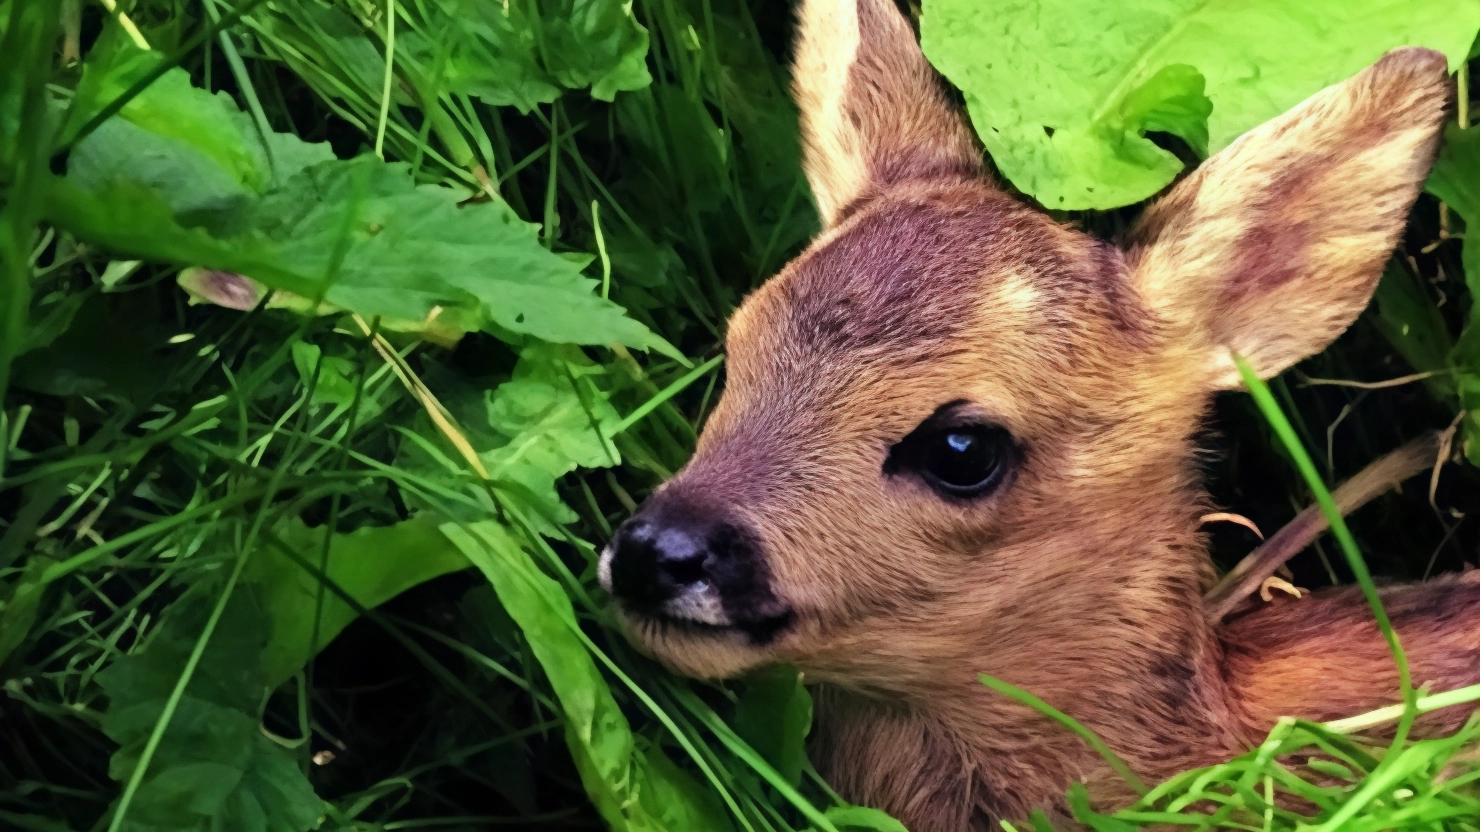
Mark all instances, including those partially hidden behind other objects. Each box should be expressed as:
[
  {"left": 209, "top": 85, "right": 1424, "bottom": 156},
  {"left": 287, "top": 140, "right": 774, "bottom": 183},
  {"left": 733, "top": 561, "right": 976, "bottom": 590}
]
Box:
[
  {"left": 793, "top": 0, "right": 982, "bottom": 227},
  {"left": 1125, "top": 48, "right": 1451, "bottom": 390}
]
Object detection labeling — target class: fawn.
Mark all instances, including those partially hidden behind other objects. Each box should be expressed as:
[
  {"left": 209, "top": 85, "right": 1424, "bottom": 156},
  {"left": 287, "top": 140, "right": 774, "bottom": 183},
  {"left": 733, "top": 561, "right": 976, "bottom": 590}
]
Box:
[{"left": 597, "top": 0, "right": 1480, "bottom": 826}]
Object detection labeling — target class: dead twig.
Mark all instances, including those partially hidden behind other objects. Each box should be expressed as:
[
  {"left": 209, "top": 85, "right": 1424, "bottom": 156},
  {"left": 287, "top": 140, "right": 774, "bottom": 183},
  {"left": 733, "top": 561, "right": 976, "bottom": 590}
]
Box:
[{"left": 1205, "top": 431, "right": 1442, "bottom": 622}]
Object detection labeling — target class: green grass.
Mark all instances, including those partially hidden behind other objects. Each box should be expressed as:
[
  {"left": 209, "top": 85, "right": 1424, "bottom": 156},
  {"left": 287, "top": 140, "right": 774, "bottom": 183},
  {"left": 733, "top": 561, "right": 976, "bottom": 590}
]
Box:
[{"left": 2, "top": 1, "right": 1480, "bottom": 831}]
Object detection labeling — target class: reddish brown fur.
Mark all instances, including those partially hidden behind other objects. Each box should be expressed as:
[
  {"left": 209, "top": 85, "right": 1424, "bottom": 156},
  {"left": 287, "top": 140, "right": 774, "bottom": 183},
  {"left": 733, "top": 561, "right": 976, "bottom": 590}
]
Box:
[{"left": 605, "top": 0, "right": 1475, "bottom": 828}]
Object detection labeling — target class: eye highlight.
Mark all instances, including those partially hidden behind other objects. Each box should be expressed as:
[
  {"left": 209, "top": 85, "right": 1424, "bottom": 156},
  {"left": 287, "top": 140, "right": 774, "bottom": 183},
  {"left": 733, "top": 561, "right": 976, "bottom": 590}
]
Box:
[{"left": 885, "top": 405, "right": 1014, "bottom": 499}]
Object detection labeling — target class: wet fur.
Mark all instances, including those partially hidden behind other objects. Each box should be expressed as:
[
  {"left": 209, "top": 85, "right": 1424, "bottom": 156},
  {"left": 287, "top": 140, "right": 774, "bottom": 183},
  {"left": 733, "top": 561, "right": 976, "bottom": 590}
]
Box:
[{"left": 609, "top": 0, "right": 1475, "bottom": 827}]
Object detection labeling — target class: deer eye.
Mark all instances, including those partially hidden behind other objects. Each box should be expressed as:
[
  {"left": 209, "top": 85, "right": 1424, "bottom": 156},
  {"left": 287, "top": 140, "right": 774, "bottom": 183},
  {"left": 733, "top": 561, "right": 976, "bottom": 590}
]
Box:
[{"left": 886, "top": 411, "right": 1014, "bottom": 499}]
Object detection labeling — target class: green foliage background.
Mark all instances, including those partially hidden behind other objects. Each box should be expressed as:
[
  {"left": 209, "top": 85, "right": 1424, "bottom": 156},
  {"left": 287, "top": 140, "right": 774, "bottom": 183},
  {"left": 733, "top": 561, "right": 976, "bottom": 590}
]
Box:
[{"left": 3, "top": 1, "right": 1480, "bottom": 831}]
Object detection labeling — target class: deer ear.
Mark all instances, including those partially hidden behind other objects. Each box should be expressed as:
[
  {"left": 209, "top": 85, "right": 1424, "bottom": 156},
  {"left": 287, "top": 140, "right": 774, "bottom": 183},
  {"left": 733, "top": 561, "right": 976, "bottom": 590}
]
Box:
[
  {"left": 1125, "top": 48, "right": 1451, "bottom": 390},
  {"left": 792, "top": 0, "right": 982, "bottom": 227}
]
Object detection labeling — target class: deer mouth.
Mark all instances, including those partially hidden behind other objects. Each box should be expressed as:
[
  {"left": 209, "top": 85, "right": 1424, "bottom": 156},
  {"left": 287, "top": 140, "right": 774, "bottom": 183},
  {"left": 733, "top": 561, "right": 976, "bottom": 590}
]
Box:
[
  {"left": 601, "top": 568, "right": 797, "bottom": 647},
  {"left": 640, "top": 604, "right": 796, "bottom": 646}
]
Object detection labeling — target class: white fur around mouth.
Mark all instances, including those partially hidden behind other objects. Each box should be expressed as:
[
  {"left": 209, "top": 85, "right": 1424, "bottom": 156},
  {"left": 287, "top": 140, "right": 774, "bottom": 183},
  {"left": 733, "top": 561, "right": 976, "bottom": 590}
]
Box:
[
  {"left": 663, "top": 581, "right": 731, "bottom": 625},
  {"left": 597, "top": 544, "right": 616, "bottom": 592}
]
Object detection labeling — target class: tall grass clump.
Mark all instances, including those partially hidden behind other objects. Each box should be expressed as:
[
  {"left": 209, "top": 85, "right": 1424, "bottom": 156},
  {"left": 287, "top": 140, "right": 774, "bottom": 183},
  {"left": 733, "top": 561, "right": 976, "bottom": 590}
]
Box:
[{"left": 2, "top": 1, "right": 1480, "bottom": 831}]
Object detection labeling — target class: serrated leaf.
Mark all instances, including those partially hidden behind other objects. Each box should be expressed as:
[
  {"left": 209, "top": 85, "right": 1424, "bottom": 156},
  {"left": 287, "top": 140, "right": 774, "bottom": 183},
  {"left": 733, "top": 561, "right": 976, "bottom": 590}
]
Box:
[
  {"left": 921, "top": 0, "right": 1480, "bottom": 209},
  {"left": 97, "top": 588, "right": 323, "bottom": 832},
  {"left": 40, "top": 174, "right": 321, "bottom": 297},
  {"left": 541, "top": 0, "right": 653, "bottom": 101},
  {"left": 478, "top": 344, "right": 623, "bottom": 531},
  {"left": 404, "top": 0, "right": 650, "bottom": 112},
  {"left": 251, "top": 157, "right": 681, "bottom": 356},
  {"left": 405, "top": 0, "right": 559, "bottom": 113},
  {"left": 69, "top": 117, "right": 258, "bottom": 236},
  {"left": 70, "top": 30, "right": 332, "bottom": 194},
  {"left": 55, "top": 47, "right": 674, "bottom": 357}
]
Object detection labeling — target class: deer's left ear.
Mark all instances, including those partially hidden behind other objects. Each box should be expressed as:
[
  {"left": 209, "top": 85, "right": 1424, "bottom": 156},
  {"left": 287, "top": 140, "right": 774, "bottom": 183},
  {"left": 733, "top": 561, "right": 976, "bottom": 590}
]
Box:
[{"left": 1125, "top": 48, "right": 1451, "bottom": 390}]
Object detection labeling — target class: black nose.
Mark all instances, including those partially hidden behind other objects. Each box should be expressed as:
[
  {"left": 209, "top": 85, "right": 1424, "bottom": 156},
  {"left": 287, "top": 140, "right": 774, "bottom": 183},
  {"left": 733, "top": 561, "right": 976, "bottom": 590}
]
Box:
[
  {"left": 603, "top": 492, "right": 791, "bottom": 640},
  {"left": 607, "top": 516, "right": 714, "bottom": 610}
]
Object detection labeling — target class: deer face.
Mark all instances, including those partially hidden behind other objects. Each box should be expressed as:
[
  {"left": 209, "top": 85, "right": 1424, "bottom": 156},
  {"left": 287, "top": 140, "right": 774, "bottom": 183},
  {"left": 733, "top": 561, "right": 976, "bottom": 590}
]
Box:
[{"left": 599, "top": 0, "right": 1449, "bottom": 686}]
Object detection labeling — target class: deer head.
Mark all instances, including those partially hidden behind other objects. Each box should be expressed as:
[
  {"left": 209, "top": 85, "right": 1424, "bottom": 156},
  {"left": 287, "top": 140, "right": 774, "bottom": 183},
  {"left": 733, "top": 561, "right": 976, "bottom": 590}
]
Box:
[{"left": 597, "top": 0, "right": 1449, "bottom": 820}]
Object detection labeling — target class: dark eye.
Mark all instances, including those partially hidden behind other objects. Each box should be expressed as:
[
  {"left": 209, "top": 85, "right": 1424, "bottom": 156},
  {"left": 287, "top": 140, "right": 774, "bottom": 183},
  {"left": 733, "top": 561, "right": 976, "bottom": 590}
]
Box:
[
  {"left": 920, "top": 427, "right": 1007, "bottom": 494},
  {"left": 885, "top": 408, "right": 1014, "bottom": 499}
]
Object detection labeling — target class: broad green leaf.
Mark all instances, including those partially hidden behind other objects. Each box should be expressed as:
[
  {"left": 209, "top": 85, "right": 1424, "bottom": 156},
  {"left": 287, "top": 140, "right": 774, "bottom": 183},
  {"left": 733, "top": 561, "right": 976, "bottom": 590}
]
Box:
[
  {"left": 481, "top": 344, "right": 623, "bottom": 531},
  {"left": 734, "top": 665, "right": 812, "bottom": 786},
  {"left": 442, "top": 521, "right": 731, "bottom": 831},
  {"left": 920, "top": 0, "right": 1480, "bottom": 208},
  {"left": 1425, "top": 123, "right": 1480, "bottom": 463},
  {"left": 0, "top": 556, "right": 52, "bottom": 669},
  {"left": 289, "top": 341, "right": 360, "bottom": 407},
  {"left": 1428, "top": 123, "right": 1480, "bottom": 231},
  {"left": 403, "top": 0, "right": 651, "bottom": 112},
  {"left": 98, "top": 587, "right": 324, "bottom": 832},
  {"left": 58, "top": 49, "right": 674, "bottom": 357},
  {"left": 70, "top": 33, "right": 330, "bottom": 194},
  {"left": 53, "top": 154, "right": 678, "bottom": 357},
  {"left": 249, "top": 516, "right": 471, "bottom": 688},
  {"left": 250, "top": 157, "right": 682, "bottom": 356},
  {"left": 70, "top": 117, "right": 259, "bottom": 236},
  {"left": 633, "top": 744, "right": 736, "bottom": 832},
  {"left": 541, "top": 0, "right": 654, "bottom": 101},
  {"left": 403, "top": 0, "right": 559, "bottom": 113},
  {"left": 39, "top": 174, "right": 322, "bottom": 297}
]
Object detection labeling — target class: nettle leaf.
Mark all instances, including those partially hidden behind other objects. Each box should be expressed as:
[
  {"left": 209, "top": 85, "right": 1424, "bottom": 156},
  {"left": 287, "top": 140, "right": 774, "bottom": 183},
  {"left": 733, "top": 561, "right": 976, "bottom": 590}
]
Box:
[
  {"left": 58, "top": 47, "right": 674, "bottom": 356},
  {"left": 98, "top": 588, "right": 323, "bottom": 832},
  {"left": 481, "top": 344, "right": 623, "bottom": 531},
  {"left": 69, "top": 117, "right": 258, "bottom": 236},
  {"left": 541, "top": 0, "right": 653, "bottom": 101},
  {"left": 70, "top": 33, "right": 331, "bottom": 196},
  {"left": 250, "top": 516, "right": 471, "bottom": 688},
  {"left": 920, "top": 0, "right": 1480, "bottom": 209},
  {"left": 250, "top": 157, "right": 677, "bottom": 357},
  {"left": 40, "top": 175, "right": 321, "bottom": 297},
  {"left": 404, "top": 0, "right": 650, "bottom": 112},
  {"left": 406, "top": 0, "right": 559, "bottom": 113},
  {"left": 442, "top": 521, "right": 733, "bottom": 832}
]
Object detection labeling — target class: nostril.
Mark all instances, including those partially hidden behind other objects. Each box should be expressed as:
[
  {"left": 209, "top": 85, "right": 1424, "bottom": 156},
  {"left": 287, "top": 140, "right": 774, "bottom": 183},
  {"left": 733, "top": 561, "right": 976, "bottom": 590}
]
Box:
[
  {"left": 651, "top": 527, "right": 712, "bottom": 594},
  {"left": 661, "top": 550, "right": 708, "bottom": 588}
]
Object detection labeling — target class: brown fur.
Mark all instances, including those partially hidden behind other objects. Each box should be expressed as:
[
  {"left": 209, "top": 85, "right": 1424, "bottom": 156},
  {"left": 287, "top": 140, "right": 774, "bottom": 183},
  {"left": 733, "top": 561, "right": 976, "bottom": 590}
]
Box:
[{"left": 607, "top": 0, "right": 1470, "bottom": 827}]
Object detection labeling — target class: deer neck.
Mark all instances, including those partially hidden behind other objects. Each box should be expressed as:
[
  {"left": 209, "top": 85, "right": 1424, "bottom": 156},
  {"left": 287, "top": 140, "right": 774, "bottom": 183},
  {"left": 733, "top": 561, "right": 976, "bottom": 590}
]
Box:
[{"left": 808, "top": 510, "right": 1256, "bottom": 829}]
